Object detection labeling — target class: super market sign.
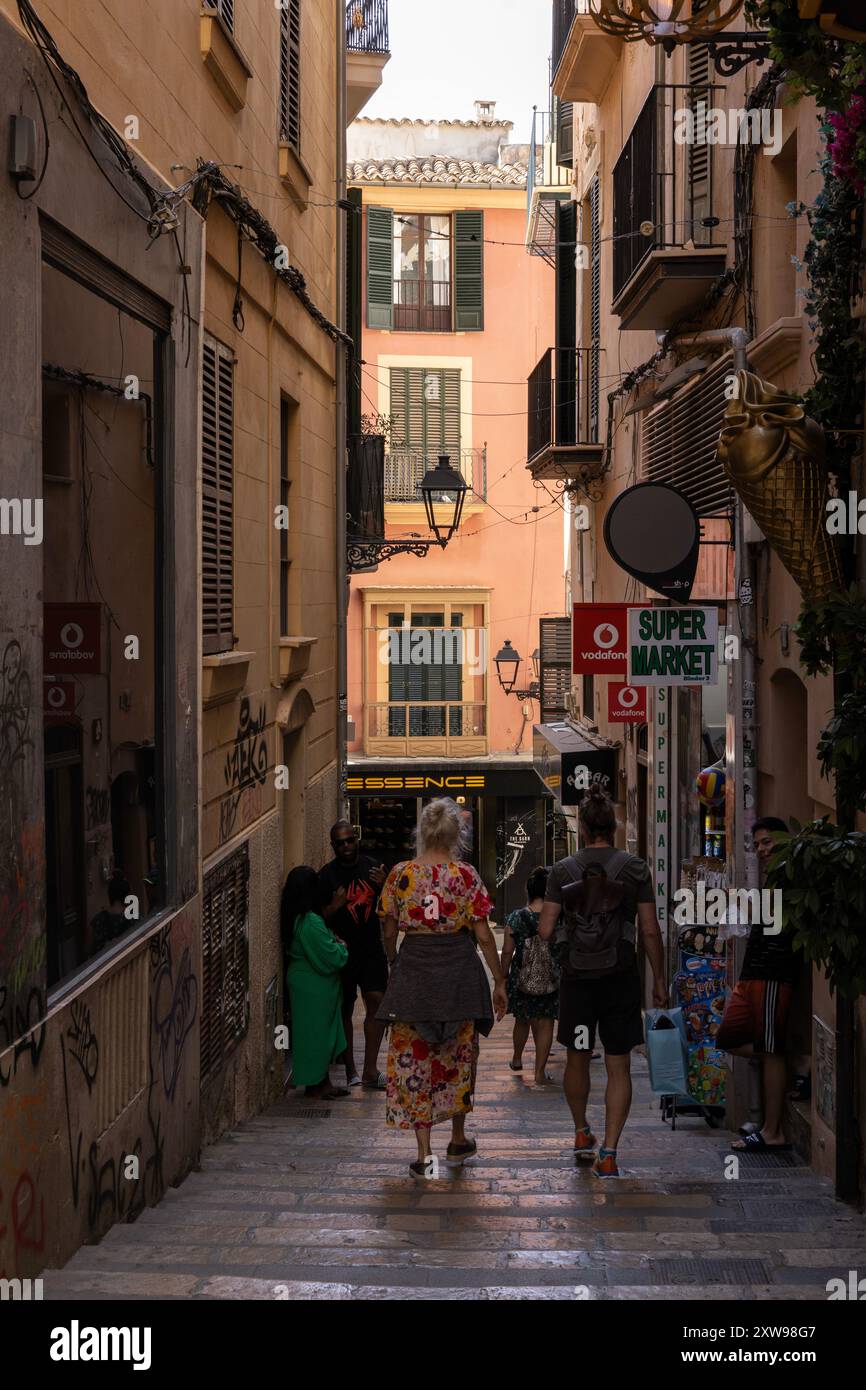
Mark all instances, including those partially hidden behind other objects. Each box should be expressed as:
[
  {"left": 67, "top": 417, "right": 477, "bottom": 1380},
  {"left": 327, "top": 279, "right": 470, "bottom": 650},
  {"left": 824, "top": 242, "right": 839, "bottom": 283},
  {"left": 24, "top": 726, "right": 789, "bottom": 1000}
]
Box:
[{"left": 627, "top": 607, "right": 718, "bottom": 686}]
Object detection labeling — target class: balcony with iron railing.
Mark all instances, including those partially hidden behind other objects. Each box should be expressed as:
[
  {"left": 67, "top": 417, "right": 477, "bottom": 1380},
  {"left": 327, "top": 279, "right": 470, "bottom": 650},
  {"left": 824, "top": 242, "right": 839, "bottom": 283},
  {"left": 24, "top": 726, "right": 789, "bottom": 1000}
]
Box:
[
  {"left": 526, "top": 106, "right": 573, "bottom": 264},
  {"left": 393, "top": 278, "right": 452, "bottom": 332},
  {"left": 526, "top": 347, "right": 604, "bottom": 482},
  {"left": 384, "top": 447, "right": 486, "bottom": 506},
  {"left": 365, "top": 701, "right": 488, "bottom": 756},
  {"left": 551, "top": 0, "right": 621, "bottom": 106},
  {"left": 611, "top": 83, "right": 727, "bottom": 331},
  {"left": 346, "top": 1, "right": 391, "bottom": 121}
]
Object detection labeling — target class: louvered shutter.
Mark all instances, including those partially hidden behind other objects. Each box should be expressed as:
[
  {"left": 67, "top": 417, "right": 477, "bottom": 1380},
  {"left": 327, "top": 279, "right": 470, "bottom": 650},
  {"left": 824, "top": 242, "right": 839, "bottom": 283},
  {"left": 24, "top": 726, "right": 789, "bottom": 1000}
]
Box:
[
  {"left": 589, "top": 175, "right": 601, "bottom": 441},
  {"left": 539, "top": 616, "right": 572, "bottom": 724},
  {"left": 218, "top": 0, "right": 234, "bottom": 33},
  {"left": 201, "top": 845, "right": 250, "bottom": 1083},
  {"left": 555, "top": 199, "right": 578, "bottom": 446},
  {"left": 441, "top": 370, "right": 462, "bottom": 462},
  {"left": 556, "top": 98, "right": 574, "bottom": 169},
  {"left": 640, "top": 352, "right": 733, "bottom": 517},
  {"left": 688, "top": 31, "right": 712, "bottom": 243},
  {"left": 367, "top": 207, "right": 394, "bottom": 328},
  {"left": 454, "top": 210, "right": 484, "bottom": 330},
  {"left": 279, "top": 0, "right": 301, "bottom": 151},
  {"left": 202, "top": 338, "right": 234, "bottom": 655}
]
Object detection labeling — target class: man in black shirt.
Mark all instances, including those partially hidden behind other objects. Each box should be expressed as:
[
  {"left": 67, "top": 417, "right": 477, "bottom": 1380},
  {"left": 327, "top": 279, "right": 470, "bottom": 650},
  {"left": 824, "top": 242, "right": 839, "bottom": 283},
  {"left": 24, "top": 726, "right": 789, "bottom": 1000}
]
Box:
[
  {"left": 717, "top": 816, "right": 799, "bottom": 1151},
  {"left": 319, "top": 821, "right": 388, "bottom": 1089}
]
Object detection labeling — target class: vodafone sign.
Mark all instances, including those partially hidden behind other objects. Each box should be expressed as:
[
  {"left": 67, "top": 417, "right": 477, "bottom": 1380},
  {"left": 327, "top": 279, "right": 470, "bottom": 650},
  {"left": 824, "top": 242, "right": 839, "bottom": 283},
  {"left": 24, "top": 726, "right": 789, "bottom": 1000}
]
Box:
[
  {"left": 607, "top": 682, "right": 648, "bottom": 723},
  {"left": 572, "top": 603, "right": 632, "bottom": 675},
  {"left": 44, "top": 602, "right": 101, "bottom": 674}
]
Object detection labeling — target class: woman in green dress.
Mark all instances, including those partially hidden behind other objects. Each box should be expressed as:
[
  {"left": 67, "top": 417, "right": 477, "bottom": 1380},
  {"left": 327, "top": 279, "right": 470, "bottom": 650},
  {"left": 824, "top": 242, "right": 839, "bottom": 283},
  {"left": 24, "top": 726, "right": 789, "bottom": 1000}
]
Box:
[{"left": 281, "top": 866, "right": 350, "bottom": 1099}]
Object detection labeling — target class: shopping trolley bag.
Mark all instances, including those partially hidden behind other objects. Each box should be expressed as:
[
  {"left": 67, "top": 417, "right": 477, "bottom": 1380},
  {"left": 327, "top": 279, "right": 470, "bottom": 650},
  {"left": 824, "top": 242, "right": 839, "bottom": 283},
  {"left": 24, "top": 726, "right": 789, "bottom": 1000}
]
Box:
[{"left": 645, "top": 1007, "right": 690, "bottom": 1098}]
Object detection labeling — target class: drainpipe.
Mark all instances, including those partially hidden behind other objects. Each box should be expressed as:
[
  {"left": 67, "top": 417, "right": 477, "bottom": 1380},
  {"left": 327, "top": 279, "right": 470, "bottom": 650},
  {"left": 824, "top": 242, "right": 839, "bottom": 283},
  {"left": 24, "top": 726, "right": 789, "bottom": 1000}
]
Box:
[
  {"left": 658, "top": 327, "right": 761, "bottom": 1126},
  {"left": 335, "top": 0, "right": 349, "bottom": 819}
]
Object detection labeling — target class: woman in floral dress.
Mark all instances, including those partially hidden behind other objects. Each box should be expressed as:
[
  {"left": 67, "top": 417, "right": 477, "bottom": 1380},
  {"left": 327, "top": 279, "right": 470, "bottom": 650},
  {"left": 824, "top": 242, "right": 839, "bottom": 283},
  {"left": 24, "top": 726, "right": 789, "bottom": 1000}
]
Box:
[{"left": 376, "top": 798, "right": 507, "bottom": 1180}]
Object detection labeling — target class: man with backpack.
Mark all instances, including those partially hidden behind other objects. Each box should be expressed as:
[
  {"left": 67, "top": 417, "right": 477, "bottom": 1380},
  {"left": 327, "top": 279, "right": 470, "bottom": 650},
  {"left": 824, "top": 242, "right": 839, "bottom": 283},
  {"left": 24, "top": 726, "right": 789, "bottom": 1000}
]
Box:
[{"left": 539, "top": 786, "right": 667, "bottom": 1177}]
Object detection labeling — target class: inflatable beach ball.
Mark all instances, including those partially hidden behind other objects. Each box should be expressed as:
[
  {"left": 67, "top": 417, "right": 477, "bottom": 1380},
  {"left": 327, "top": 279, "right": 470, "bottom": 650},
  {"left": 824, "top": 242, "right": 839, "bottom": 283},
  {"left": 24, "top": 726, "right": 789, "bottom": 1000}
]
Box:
[{"left": 696, "top": 766, "right": 726, "bottom": 807}]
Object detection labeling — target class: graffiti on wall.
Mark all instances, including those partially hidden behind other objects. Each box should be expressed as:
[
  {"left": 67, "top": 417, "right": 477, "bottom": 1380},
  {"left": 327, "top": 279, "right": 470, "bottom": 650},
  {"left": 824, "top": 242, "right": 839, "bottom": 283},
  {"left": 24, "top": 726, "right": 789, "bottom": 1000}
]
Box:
[
  {"left": 0, "top": 986, "right": 46, "bottom": 1089},
  {"left": 219, "top": 698, "right": 268, "bottom": 844},
  {"left": 59, "top": 916, "right": 198, "bottom": 1242},
  {"left": 85, "top": 785, "right": 111, "bottom": 831},
  {"left": 0, "top": 640, "right": 34, "bottom": 780},
  {"left": 0, "top": 1088, "right": 46, "bottom": 1276}
]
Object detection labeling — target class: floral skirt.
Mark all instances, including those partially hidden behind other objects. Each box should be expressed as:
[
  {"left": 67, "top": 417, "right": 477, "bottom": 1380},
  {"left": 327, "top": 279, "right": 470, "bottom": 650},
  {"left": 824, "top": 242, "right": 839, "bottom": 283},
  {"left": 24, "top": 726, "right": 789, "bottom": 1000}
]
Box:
[{"left": 385, "top": 1020, "right": 476, "bottom": 1130}]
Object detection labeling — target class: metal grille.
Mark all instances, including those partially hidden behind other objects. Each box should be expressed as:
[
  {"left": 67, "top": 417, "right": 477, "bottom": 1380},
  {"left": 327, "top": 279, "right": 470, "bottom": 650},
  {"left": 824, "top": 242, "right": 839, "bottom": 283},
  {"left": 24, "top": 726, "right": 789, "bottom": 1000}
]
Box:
[
  {"left": 202, "top": 337, "right": 234, "bottom": 654},
  {"left": 649, "top": 1258, "right": 772, "bottom": 1285},
  {"left": 539, "top": 617, "right": 572, "bottom": 724},
  {"left": 290, "top": 1108, "right": 333, "bottom": 1119},
  {"left": 640, "top": 352, "right": 733, "bottom": 517},
  {"left": 589, "top": 174, "right": 601, "bottom": 440},
  {"left": 95, "top": 952, "right": 148, "bottom": 1135},
  {"left": 279, "top": 0, "right": 301, "bottom": 151},
  {"left": 201, "top": 845, "right": 250, "bottom": 1083}
]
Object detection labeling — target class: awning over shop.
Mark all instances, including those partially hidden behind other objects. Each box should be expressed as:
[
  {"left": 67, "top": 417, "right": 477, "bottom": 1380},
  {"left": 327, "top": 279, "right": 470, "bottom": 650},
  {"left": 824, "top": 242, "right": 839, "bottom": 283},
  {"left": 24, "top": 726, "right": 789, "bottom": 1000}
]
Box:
[
  {"left": 532, "top": 721, "right": 617, "bottom": 806},
  {"left": 345, "top": 760, "right": 544, "bottom": 798}
]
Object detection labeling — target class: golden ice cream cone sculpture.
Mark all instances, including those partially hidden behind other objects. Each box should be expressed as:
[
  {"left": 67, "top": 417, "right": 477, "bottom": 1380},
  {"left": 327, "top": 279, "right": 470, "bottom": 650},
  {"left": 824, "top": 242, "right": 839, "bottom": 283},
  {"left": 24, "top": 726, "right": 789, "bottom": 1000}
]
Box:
[{"left": 716, "top": 370, "right": 845, "bottom": 602}]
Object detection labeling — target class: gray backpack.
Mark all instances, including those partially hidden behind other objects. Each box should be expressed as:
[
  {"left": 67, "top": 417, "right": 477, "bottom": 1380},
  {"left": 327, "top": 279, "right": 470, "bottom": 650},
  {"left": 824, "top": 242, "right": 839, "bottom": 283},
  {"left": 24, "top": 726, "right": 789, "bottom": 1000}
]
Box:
[{"left": 554, "top": 850, "right": 637, "bottom": 977}]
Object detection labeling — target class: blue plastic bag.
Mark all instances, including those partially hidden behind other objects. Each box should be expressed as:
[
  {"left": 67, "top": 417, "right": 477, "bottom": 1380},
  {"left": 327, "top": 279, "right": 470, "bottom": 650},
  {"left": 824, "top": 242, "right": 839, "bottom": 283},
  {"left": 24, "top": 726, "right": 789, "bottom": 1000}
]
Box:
[{"left": 645, "top": 1007, "right": 690, "bottom": 1097}]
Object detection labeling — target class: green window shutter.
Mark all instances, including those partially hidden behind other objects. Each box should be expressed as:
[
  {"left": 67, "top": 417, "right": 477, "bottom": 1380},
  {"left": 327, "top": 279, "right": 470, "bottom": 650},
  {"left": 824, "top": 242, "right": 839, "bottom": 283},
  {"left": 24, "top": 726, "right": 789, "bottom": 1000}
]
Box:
[
  {"left": 453, "top": 210, "right": 484, "bottom": 331},
  {"left": 442, "top": 370, "right": 462, "bottom": 461},
  {"left": 367, "top": 206, "right": 394, "bottom": 329}
]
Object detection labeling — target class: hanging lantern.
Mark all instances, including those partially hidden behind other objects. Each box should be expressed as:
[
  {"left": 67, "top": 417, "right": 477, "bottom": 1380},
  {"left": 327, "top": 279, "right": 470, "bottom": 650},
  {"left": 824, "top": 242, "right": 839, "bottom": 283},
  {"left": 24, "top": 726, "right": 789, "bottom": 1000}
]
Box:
[
  {"left": 696, "top": 765, "right": 726, "bottom": 807},
  {"left": 418, "top": 454, "right": 468, "bottom": 548},
  {"left": 589, "top": 0, "right": 743, "bottom": 46},
  {"left": 493, "top": 640, "right": 521, "bottom": 695}
]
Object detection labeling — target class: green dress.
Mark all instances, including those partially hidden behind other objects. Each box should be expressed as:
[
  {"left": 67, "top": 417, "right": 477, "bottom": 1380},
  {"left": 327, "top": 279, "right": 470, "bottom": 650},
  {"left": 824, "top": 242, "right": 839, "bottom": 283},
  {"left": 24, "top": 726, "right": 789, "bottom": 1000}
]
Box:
[{"left": 287, "top": 911, "right": 349, "bottom": 1085}]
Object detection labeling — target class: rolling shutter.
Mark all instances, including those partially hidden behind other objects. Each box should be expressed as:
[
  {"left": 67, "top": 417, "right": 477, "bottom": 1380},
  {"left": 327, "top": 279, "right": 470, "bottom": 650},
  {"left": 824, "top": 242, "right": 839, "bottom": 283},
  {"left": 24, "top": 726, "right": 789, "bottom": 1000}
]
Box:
[
  {"left": 539, "top": 617, "right": 572, "bottom": 724},
  {"left": 201, "top": 845, "right": 250, "bottom": 1084},
  {"left": 202, "top": 337, "right": 234, "bottom": 655},
  {"left": 454, "top": 210, "right": 484, "bottom": 331},
  {"left": 367, "top": 206, "right": 394, "bottom": 329},
  {"left": 640, "top": 352, "right": 733, "bottom": 517}
]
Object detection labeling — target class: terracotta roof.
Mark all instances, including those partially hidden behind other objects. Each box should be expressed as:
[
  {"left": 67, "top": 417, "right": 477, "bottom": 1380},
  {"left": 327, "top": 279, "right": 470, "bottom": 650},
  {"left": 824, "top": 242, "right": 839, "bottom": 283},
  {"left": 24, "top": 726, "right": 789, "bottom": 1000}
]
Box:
[
  {"left": 352, "top": 116, "right": 513, "bottom": 130},
  {"left": 348, "top": 156, "right": 528, "bottom": 187}
]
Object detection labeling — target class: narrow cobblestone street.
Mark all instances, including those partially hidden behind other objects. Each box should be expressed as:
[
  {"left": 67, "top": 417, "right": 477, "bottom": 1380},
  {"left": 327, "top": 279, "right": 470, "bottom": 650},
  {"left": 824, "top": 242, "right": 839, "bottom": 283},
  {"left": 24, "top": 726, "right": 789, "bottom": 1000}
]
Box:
[{"left": 46, "top": 1003, "right": 866, "bottom": 1302}]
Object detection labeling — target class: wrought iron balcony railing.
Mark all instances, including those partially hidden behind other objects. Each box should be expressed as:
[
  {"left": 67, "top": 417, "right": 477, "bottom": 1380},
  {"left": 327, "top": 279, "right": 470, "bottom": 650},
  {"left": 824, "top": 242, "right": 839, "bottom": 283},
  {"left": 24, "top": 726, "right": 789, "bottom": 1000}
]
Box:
[
  {"left": 384, "top": 447, "right": 486, "bottom": 503},
  {"left": 526, "top": 106, "right": 573, "bottom": 264},
  {"left": 552, "top": 0, "right": 591, "bottom": 80},
  {"left": 612, "top": 82, "right": 723, "bottom": 302},
  {"left": 346, "top": 0, "right": 390, "bottom": 55},
  {"left": 367, "top": 702, "right": 487, "bottom": 741},
  {"left": 527, "top": 347, "right": 597, "bottom": 461},
  {"left": 393, "top": 278, "right": 452, "bottom": 332}
]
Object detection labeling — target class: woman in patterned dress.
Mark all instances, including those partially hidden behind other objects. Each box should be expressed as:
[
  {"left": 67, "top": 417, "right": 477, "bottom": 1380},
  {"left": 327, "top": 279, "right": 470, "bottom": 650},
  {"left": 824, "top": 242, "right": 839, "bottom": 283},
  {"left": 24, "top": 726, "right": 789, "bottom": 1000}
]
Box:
[
  {"left": 376, "top": 799, "right": 507, "bottom": 1180},
  {"left": 500, "top": 866, "right": 560, "bottom": 1086}
]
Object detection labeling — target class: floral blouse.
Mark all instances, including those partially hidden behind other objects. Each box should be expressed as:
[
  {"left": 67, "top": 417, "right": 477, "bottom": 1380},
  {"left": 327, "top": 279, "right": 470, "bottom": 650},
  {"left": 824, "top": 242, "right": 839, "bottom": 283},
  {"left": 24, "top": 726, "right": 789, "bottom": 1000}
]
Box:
[{"left": 378, "top": 860, "right": 492, "bottom": 934}]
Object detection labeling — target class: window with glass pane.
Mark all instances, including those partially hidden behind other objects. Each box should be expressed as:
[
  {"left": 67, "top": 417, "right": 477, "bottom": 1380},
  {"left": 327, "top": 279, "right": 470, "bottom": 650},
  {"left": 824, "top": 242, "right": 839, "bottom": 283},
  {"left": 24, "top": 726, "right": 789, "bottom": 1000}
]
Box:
[{"left": 393, "top": 214, "right": 452, "bottom": 331}]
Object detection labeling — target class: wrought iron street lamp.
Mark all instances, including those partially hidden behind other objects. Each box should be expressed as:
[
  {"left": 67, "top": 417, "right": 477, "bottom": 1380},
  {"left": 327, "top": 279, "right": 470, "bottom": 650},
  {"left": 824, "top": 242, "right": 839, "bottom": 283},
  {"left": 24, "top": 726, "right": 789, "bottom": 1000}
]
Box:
[
  {"left": 587, "top": 0, "right": 772, "bottom": 74},
  {"left": 418, "top": 453, "right": 468, "bottom": 548},
  {"left": 494, "top": 640, "right": 541, "bottom": 701}
]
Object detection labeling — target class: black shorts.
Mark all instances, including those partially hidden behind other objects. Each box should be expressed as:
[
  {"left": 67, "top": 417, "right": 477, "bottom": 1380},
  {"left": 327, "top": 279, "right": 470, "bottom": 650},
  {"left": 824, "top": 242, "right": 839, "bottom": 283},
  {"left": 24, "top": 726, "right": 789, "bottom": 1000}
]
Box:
[
  {"left": 342, "top": 951, "right": 388, "bottom": 1003},
  {"left": 556, "top": 970, "right": 643, "bottom": 1056}
]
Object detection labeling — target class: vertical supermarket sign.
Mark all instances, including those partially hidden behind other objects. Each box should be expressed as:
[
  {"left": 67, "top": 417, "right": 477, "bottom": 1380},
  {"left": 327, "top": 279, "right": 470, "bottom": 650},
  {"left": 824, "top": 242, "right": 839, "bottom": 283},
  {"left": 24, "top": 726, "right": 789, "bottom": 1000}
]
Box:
[{"left": 627, "top": 607, "right": 718, "bottom": 686}]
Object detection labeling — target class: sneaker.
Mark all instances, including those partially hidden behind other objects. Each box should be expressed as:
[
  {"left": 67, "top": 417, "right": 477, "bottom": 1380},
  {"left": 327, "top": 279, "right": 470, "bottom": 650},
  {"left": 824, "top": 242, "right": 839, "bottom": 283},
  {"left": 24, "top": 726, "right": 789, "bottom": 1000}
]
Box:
[
  {"left": 592, "top": 1147, "right": 619, "bottom": 1178},
  {"left": 445, "top": 1138, "right": 478, "bottom": 1167},
  {"left": 409, "top": 1159, "right": 439, "bottom": 1181},
  {"left": 573, "top": 1126, "right": 597, "bottom": 1163}
]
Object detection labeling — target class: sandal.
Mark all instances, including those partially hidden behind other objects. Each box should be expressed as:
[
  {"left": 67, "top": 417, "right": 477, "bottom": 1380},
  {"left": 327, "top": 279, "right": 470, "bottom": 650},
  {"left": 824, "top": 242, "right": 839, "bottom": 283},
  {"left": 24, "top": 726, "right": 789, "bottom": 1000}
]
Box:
[
  {"left": 409, "top": 1159, "right": 439, "bottom": 1181},
  {"left": 346, "top": 1073, "right": 362, "bottom": 1088},
  {"left": 319, "top": 1086, "right": 349, "bottom": 1100},
  {"left": 732, "top": 1131, "right": 791, "bottom": 1152},
  {"left": 361, "top": 1071, "right": 387, "bottom": 1090},
  {"left": 508, "top": 1061, "right": 523, "bottom": 1072},
  {"left": 534, "top": 1072, "right": 556, "bottom": 1086}
]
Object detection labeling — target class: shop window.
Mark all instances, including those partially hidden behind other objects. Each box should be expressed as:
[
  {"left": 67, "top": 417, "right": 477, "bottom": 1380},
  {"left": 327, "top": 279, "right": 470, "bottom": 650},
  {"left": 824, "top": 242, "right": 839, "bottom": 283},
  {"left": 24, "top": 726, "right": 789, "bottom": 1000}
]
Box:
[{"left": 41, "top": 264, "right": 165, "bottom": 987}]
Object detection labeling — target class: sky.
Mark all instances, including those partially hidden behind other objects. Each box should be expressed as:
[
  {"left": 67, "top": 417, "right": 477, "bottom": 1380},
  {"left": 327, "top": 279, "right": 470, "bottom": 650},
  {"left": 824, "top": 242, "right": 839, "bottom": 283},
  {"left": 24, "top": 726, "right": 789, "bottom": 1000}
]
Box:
[{"left": 361, "top": 0, "right": 553, "bottom": 144}]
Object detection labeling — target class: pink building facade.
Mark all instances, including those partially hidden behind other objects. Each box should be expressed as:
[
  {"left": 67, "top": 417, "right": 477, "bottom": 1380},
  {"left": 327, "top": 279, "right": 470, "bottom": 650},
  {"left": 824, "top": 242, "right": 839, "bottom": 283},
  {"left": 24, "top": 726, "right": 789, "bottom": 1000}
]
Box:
[{"left": 345, "top": 110, "right": 564, "bottom": 918}]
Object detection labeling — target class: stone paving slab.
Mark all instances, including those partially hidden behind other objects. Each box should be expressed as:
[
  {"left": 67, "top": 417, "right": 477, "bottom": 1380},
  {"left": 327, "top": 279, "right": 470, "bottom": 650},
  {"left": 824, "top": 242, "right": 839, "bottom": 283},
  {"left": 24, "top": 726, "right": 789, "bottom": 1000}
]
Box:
[{"left": 45, "top": 1011, "right": 866, "bottom": 1300}]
